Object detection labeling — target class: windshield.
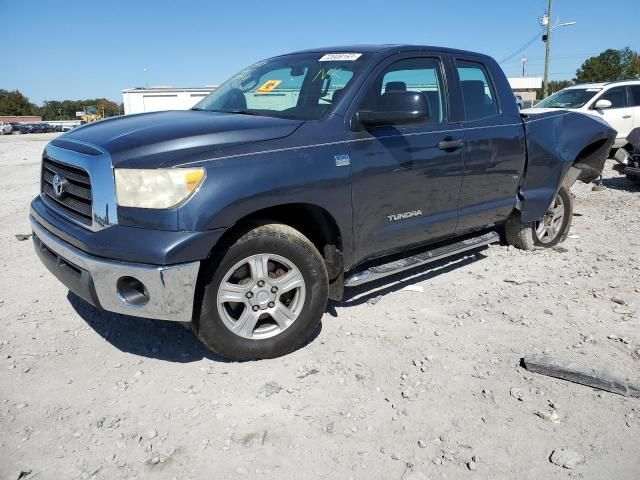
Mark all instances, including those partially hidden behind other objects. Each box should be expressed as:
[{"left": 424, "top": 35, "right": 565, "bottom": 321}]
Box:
[
  {"left": 194, "top": 52, "right": 370, "bottom": 120},
  {"left": 535, "top": 88, "right": 601, "bottom": 109}
]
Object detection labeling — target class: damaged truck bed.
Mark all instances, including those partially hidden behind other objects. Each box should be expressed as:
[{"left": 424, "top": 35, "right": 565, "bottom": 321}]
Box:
[{"left": 519, "top": 110, "right": 615, "bottom": 222}]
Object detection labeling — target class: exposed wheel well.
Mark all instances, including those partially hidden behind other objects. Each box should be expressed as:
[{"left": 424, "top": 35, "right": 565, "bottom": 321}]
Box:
[{"left": 570, "top": 138, "right": 611, "bottom": 185}]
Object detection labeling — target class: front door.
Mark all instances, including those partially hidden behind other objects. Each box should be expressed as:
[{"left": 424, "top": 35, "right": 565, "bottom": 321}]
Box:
[{"left": 347, "top": 55, "right": 465, "bottom": 264}]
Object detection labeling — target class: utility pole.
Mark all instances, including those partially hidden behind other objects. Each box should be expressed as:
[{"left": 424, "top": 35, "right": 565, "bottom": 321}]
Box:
[{"left": 542, "top": 0, "right": 553, "bottom": 98}]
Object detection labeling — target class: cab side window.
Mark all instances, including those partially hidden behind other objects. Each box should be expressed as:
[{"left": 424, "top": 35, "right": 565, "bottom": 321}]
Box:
[
  {"left": 361, "top": 57, "right": 448, "bottom": 123},
  {"left": 630, "top": 85, "right": 640, "bottom": 106},
  {"left": 599, "top": 87, "right": 628, "bottom": 109},
  {"left": 455, "top": 60, "right": 499, "bottom": 121}
]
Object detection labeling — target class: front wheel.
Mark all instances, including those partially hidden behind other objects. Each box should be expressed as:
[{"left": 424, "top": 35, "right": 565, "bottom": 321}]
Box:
[
  {"left": 505, "top": 186, "right": 573, "bottom": 250},
  {"left": 195, "top": 222, "right": 328, "bottom": 361}
]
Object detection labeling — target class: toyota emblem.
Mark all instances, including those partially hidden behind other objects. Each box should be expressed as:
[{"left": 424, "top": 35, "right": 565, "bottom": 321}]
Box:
[{"left": 52, "top": 174, "right": 65, "bottom": 197}]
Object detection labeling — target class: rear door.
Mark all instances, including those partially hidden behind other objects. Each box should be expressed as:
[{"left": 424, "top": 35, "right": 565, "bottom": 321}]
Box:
[
  {"left": 346, "top": 53, "right": 465, "bottom": 264},
  {"left": 593, "top": 86, "right": 634, "bottom": 143},
  {"left": 451, "top": 57, "right": 526, "bottom": 234},
  {"left": 626, "top": 85, "right": 640, "bottom": 132}
]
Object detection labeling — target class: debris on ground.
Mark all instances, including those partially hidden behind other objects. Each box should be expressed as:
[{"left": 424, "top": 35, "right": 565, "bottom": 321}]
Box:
[
  {"left": 549, "top": 448, "right": 585, "bottom": 469},
  {"left": 521, "top": 355, "right": 640, "bottom": 398}
]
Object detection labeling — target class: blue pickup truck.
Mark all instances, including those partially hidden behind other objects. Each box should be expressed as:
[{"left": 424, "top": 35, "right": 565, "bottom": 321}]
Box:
[{"left": 31, "top": 45, "right": 615, "bottom": 360}]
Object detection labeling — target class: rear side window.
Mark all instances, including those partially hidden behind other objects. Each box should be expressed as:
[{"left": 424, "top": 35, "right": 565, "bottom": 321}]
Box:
[
  {"left": 456, "top": 60, "right": 499, "bottom": 121},
  {"left": 598, "top": 87, "right": 628, "bottom": 109},
  {"left": 631, "top": 86, "right": 640, "bottom": 106}
]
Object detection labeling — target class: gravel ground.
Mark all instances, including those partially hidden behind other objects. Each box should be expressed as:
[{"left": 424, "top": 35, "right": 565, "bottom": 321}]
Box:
[{"left": 1, "top": 133, "right": 639, "bottom": 480}]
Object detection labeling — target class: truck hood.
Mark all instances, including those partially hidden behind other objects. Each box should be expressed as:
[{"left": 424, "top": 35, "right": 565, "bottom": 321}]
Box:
[{"left": 55, "top": 110, "right": 303, "bottom": 168}]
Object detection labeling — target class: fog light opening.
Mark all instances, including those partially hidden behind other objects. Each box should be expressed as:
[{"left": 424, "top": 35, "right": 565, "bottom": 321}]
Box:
[{"left": 116, "top": 276, "right": 150, "bottom": 307}]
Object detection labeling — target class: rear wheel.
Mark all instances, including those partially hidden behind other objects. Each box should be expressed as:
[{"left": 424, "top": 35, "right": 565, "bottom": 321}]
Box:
[
  {"left": 533, "top": 187, "right": 572, "bottom": 246},
  {"left": 195, "top": 223, "right": 328, "bottom": 361},
  {"left": 505, "top": 186, "right": 573, "bottom": 250}
]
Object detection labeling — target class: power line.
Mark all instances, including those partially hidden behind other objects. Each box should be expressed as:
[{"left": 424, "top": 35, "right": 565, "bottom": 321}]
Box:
[{"left": 498, "top": 29, "right": 544, "bottom": 64}]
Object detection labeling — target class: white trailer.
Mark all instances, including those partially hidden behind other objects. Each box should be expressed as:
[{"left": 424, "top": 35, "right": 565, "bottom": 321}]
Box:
[{"left": 122, "top": 86, "right": 217, "bottom": 115}]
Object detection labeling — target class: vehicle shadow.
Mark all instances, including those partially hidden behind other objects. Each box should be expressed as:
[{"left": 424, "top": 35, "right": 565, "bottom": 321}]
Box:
[
  {"left": 67, "top": 292, "right": 224, "bottom": 362},
  {"left": 67, "top": 292, "right": 322, "bottom": 363},
  {"left": 326, "top": 251, "right": 487, "bottom": 316},
  {"left": 600, "top": 175, "right": 640, "bottom": 192}
]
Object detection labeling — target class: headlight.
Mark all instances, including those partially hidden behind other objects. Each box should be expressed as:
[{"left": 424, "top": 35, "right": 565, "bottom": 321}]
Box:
[{"left": 114, "top": 168, "right": 205, "bottom": 209}]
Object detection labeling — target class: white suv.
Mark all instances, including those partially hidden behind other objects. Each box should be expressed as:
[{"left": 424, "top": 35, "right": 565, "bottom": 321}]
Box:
[
  {"left": 0, "top": 122, "right": 13, "bottom": 135},
  {"left": 522, "top": 80, "right": 640, "bottom": 148}
]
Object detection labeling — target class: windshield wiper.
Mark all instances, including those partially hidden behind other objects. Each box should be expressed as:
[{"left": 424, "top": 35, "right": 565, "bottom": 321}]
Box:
[
  {"left": 226, "top": 110, "right": 264, "bottom": 117},
  {"left": 191, "top": 108, "right": 269, "bottom": 117}
]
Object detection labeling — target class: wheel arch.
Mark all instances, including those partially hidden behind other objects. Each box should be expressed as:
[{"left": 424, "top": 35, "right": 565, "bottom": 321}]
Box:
[{"left": 201, "top": 202, "right": 346, "bottom": 302}]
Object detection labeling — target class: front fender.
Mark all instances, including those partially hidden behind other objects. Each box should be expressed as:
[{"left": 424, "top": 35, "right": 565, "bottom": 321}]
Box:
[
  {"left": 519, "top": 111, "right": 616, "bottom": 223},
  {"left": 177, "top": 144, "right": 354, "bottom": 264}
]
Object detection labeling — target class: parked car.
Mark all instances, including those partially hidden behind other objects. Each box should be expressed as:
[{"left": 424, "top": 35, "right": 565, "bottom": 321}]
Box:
[
  {"left": 522, "top": 80, "right": 640, "bottom": 149},
  {"left": 0, "top": 122, "right": 12, "bottom": 135},
  {"left": 24, "top": 123, "right": 45, "bottom": 134},
  {"left": 514, "top": 94, "right": 524, "bottom": 109},
  {"left": 39, "top": 123, "right": 55, "bottom": 133},
  {"left": 613, "top": 128, "right": 640, "bottom": 185},
  {"left": 9, "top": 123, "right": 27, "bottom": 134},
  {"left": 30, "top": 45, "right": 615, "bottom": 360}
]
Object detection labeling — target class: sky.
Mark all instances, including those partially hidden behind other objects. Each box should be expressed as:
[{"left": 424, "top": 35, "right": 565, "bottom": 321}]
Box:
[{"left": 1, "top": 0, "right": 638, "bottom": 105}]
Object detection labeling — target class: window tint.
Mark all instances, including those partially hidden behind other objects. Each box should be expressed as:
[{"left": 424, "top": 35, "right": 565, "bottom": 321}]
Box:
[
  {"left": 599, "top": 87, "right": 628, "bottom": 108},
  {"left": 361, "top": 57, "right": 447, "bottom": 123},
  {"left": 456, "top": 61, "right": 499, "bottom": 121},
  {"left": 628, "top": 86, "right": 640, "bottom": 107}
]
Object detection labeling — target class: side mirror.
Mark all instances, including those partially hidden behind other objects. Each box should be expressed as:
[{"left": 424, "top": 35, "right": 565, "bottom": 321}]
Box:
[
  {"left": 594, "top": 99, "right": 612, "bottom": 110},
  {"left": 356, "top": 91, "right": 429, "bottom": 127}
]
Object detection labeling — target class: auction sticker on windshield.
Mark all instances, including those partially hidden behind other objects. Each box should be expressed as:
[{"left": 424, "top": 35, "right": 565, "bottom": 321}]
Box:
[
  {"left": 319, "top": 53, "right": 362, "bottom": 62},
  {"left": 256, "top": 80, "right": 282, "bottom": 93}
]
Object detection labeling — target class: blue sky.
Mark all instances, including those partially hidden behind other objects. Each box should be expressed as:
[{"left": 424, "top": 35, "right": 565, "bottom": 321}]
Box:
[{"left": 1, "top": 0, "right": 638, "bottom": 105}]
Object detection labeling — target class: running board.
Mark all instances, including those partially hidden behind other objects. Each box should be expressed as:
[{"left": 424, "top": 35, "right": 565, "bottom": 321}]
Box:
[{"left": 344, "top": 231, "right": 500, "bottom": 287}]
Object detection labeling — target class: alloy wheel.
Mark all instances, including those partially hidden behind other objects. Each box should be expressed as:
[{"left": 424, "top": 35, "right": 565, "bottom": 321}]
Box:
[
  {"left": 216, "top": 253, "right": 306, "bottom": 340},
  {"left": 535, "top": 194, "right": 565, "bottom": 244}
]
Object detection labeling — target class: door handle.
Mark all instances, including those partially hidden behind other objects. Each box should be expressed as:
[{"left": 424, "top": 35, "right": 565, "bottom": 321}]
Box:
[
  {"left": 622, "top": 115, "right": 632, "bottom": 119},
  {"left": 438, "top": 138, "right": 465, "bottom": 151}
]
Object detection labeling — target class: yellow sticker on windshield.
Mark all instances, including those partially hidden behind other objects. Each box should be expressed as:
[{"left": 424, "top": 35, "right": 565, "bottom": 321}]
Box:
[{"left": 256, "top": 79, "right": 282, "bottom": 93}]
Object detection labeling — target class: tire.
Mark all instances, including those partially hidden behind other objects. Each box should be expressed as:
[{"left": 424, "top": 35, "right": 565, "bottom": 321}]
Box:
[
  {"left": 504, "top": 210, "right": 536, "bottom": 250},
  {"left": 505, "top": 186, "right": 573, "bottom": 250},
  {"left": 195, "top": 222, "right": 328, "bottom": 361}
]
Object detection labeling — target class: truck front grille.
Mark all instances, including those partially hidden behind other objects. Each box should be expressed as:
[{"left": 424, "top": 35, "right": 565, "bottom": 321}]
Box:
[{"left": 41, "top": 157, "right": 93, "bottom": 225}]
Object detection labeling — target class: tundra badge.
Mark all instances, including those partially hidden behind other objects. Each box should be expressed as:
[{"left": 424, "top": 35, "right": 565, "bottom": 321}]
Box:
[{"left": 388, "top": 210, "right": 423, "bottom": 222}]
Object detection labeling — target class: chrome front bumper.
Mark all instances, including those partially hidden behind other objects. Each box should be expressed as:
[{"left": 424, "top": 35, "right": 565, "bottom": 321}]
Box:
[{"left": 31, "top": 217, "right": 200, "bottom": 322}]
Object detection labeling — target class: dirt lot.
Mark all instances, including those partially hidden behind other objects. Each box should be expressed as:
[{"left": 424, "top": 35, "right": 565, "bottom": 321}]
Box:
[{"left": 0, "top": 133, "right": 639, "bottom": 480}]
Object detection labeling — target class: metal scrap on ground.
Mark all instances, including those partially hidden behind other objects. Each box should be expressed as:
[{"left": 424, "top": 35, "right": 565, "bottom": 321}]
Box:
[{"left": 521, "top": 355, "right": 640, "bottom": 398}]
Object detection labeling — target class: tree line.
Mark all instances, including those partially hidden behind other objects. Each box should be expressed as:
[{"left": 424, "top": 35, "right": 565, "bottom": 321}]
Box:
[
  {"left": 547, "top": 46, "right": 639, "bottom": 94},
  {"left": 2, "top": 46, "right": 639, "bottom": 114},
  {"left": 0, "top": 89, "right": 122, "bottom": 120}
]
